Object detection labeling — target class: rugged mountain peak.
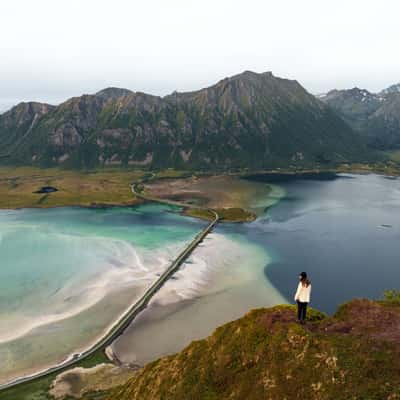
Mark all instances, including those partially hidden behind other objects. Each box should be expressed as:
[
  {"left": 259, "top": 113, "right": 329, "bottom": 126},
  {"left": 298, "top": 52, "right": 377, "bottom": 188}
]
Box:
[
  {"left": 6, "top": 101, "right": 54, "bottom": 116},
  {"left": 324, "top": 87, "right": 382, "bottom": 102},
  {"left": 321, "top": 84, "right": 400, "bottom": 149},
  {"left": 95, "top": 87, "right": 134, "bottom": 100},
  {"left": 1, "top": 101, "right": 54, "bottom": 127},
  {"left": 167, "top": 70, "right": 310, "bottom": 113},
  {"left": 380, "top": 83, "right": 400, "bottom": 96}
]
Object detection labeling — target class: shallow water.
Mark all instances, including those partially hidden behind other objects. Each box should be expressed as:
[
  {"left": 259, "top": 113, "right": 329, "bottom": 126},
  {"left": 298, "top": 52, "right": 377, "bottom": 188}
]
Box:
[
  {"left": 0, "top": 204, "right": 206, "bottom": 384},
  {"left": 4, "top": 173, "right": 400, "bottom": 382},
  {"left": 112, "top": 232, "right": 285, "bottom": 365}
]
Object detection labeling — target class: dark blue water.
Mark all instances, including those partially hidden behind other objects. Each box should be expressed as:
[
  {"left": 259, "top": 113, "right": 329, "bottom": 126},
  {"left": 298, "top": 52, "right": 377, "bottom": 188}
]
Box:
[{"left": 220, "top": 173, "right": 400, "bottom": 314}]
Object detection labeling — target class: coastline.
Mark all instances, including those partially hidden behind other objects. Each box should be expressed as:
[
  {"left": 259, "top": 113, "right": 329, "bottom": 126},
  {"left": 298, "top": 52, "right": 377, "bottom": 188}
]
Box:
[
  {"left": 1, "top": 165, "right": 398, "bottom": 393},
  {"left": 0, "top": 200, "right": 218, "bottom": 390},
  {"left": 111, "top": 231, "right": 287, "bottom": 366},
  {"left": 0, "top": 285, "right": 146, "bottom": 385}
]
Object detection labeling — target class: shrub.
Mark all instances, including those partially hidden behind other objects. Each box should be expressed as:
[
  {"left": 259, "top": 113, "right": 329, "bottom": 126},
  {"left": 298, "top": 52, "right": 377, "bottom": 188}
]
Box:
[{"left": 383, "top": 289, "right": 400, "bottom": 303}]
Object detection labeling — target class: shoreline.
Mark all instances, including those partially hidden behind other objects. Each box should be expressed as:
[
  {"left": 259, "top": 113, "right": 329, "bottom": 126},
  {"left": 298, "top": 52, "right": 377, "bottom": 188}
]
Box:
[
  {"left": 1, "top": 166, "right": 398, "bottom": 391},
  {"left": 1, "top": 165, "right": 399, "bottom": 211},
  {"left": 0, "top": 197, "right": 219, "bottom": 391},
  {"left": 111, "top": 231, "right": 287, "bottom": 367},
  {"left": 0, "top": 285, "right": 146, "bottom": 386}
]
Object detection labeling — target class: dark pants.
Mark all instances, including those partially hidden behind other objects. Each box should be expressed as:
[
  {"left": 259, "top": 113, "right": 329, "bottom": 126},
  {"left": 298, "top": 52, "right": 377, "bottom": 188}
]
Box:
[{"left": 297, "top": 301, "right": 308, "bottom": 322}]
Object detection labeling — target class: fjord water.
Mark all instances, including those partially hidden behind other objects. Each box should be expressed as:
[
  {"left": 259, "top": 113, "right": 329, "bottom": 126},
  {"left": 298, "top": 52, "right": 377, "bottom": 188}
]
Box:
[
  {"left": 113, "top": 173, "right": 400, "bottom": 366},
  {"left": 0, "top": 204, "right": 206, "bottom": 384},
  {"left": 245, "top": 173, "right": 400, "bottom": 314}
]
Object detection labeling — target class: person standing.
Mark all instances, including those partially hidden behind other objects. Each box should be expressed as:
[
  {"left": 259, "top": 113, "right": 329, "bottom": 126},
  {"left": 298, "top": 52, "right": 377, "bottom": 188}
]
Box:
[{"left": 294, "top": 272, "right": 311, "bottom": 324}]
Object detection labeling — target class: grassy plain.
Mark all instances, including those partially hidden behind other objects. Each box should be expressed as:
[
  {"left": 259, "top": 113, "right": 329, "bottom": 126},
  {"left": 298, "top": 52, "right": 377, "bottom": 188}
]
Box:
[{"left": 0, "top": 167, "right": 148, "bottom": 209}]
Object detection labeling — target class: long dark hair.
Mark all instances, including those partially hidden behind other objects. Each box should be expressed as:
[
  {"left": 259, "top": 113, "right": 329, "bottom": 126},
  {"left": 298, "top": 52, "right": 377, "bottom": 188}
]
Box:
[{"left": 300, "top": 272, "right": 311, "bottom": 287}]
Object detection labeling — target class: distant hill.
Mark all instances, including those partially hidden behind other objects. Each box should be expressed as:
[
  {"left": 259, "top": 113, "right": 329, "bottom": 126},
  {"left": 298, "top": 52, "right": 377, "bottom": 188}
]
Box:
[
  {"left": 106, "top": 299, "right": 400, "bottom": 400},
  {"left": 0, "top": 71, "right": 372, "bottom": 169},
  {"left": 321, "top": 84, "right": 400, "bottom": 150}
]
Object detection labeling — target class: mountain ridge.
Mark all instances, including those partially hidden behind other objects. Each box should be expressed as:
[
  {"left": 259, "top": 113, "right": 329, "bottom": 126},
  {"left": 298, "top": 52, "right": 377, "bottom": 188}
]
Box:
[
  {"left": 0, "top": 71, "right": 372, "bottom": 169},
  {"left": 320, "top": 84, "right": 400, "bottom": 149}
]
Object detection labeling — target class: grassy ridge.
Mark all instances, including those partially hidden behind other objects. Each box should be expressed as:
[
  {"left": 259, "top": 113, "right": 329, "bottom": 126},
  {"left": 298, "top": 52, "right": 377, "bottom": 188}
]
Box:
[{"left": 108, "top": 300, "right": 400, "bottom": 400}]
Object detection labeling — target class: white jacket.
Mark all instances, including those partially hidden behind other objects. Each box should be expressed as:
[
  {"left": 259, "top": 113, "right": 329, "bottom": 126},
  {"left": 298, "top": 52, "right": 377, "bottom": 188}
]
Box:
[{"left": 294, "top": 282, "right": 311, "bottom": 303}]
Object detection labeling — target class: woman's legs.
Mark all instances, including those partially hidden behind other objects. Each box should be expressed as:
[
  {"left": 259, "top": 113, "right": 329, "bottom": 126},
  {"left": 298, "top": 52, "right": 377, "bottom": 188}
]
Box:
[
  {"left": 300, "top": 302, "right": 308, "bottom": 322},
  {"left": 297, "top": 302, "right": 308, "bottom": 323},
  {"left": 297, "top": 301, "right": 302, "bottom": 321}
]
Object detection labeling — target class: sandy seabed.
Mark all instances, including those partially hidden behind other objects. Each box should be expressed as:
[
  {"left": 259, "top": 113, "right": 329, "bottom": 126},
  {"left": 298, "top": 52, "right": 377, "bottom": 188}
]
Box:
[{"left": 112, "top": 231, "right": 286, "bottom": 365}]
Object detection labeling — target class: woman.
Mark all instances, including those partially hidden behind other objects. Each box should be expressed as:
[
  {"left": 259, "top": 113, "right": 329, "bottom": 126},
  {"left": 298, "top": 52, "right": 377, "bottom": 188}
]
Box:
[{"left": 294, "top": 272, "right": 311, "bottom": 324}]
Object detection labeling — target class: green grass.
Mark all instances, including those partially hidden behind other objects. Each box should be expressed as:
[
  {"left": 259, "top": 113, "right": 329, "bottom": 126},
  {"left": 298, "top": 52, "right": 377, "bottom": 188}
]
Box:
[
  {"left": 383, "top": 289, "right": 400, "bottom": 304},
  {"left": 214, "top": 207, "right": 256, "bottom": 222},
  {"left": 0, "top": 167, "right": 147, "bottom": 209},
  {"left": 184, "top": 207, "right": 256, "bottom": 223},
  {"left": 108, "top": 301, "right": 400, "bottom": 400}
]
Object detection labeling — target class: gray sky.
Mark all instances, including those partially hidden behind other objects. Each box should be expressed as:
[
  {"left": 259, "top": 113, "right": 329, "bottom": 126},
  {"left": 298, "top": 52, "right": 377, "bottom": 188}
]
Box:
[{"left": 1, "top": 0, "right": 399, "bottom": 111}]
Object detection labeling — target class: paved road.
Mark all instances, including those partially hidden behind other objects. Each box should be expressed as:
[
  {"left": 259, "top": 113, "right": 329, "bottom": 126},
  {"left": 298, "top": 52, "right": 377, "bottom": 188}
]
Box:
[{"left": 0, "top": 181, "right": 219, "bottom": 392}]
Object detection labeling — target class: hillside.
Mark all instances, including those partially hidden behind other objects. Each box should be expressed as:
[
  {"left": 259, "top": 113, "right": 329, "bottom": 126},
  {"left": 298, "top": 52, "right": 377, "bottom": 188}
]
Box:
[
  {"left": 0, "top": 71, "right": 372, "bottom": 169},
  {"left": 106, "top": 299, "right": 400, "bottom": 400},
  {"left": 321, "top": 85, "right": 400, "bottom": 150}
]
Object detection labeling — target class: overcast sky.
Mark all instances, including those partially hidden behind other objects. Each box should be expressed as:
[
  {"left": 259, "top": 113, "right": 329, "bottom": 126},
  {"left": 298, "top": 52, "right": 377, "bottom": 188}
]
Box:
[{"left": 1, "top": 0, "right": 399, "bottom": 110}]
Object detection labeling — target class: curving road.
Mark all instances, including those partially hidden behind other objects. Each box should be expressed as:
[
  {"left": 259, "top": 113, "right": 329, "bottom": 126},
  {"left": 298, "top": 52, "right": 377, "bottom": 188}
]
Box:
[{"left": 0, "top": 180, "right": 219, "bottom": 392}]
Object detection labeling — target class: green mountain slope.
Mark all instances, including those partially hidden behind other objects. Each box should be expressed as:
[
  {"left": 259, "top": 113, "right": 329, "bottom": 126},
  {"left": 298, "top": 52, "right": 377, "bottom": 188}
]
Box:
[
  {"left": 107, "top": 299, "right": 400, "bottom": 400},
  {"left": 0, "top": 71, "right": 372, "bottom": 169}
]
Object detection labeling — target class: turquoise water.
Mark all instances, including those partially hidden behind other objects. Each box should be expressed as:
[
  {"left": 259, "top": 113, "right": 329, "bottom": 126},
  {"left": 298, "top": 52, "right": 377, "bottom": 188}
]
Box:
[
  {"left": 0, "top": 204, "right": 206, "bottom": 384},
  {"left": 5, "top": 173, "right": 399, "bottom": 384}
]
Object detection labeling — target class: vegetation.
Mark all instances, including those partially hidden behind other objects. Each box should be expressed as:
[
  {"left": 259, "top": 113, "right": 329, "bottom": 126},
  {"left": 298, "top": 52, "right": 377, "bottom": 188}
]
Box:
[
  {"left": 0, "top": 167, "right": 146, "bottom": 208},
  {"left": 215, "top": 207, "right": 256, "bottom": 222},
  {"left": 106, "top": 299, "right": 400, "bottom": 400},
  {"left": 0, "top": 349, "right": 110, "bottom": 400},
  {"left": 0, "top": 71, "right": 377, "bottom": 170},
  {"left": 3, "top": 296, "right": 400, "bottom": 399},
  {"left": 184, "top": 207, "right": 256, "bottom": 222},
  {"left": 383, "top": 289, "right": 400, "bottom": 304}
]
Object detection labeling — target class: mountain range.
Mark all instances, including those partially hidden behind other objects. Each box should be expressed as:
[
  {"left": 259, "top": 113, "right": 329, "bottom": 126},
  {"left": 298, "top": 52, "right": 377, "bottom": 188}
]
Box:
[
  {"left": 0, "top": 71, "right": 372, "bottom": 170},
  {"left": 320, "top": 84, "right": 400, "bottom": 150}
]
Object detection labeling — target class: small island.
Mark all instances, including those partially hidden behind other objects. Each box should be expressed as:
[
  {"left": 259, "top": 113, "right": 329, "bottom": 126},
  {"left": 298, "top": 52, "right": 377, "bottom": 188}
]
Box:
[{"left": 184, "top": 207, "right": 256, "bottom": 223}]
